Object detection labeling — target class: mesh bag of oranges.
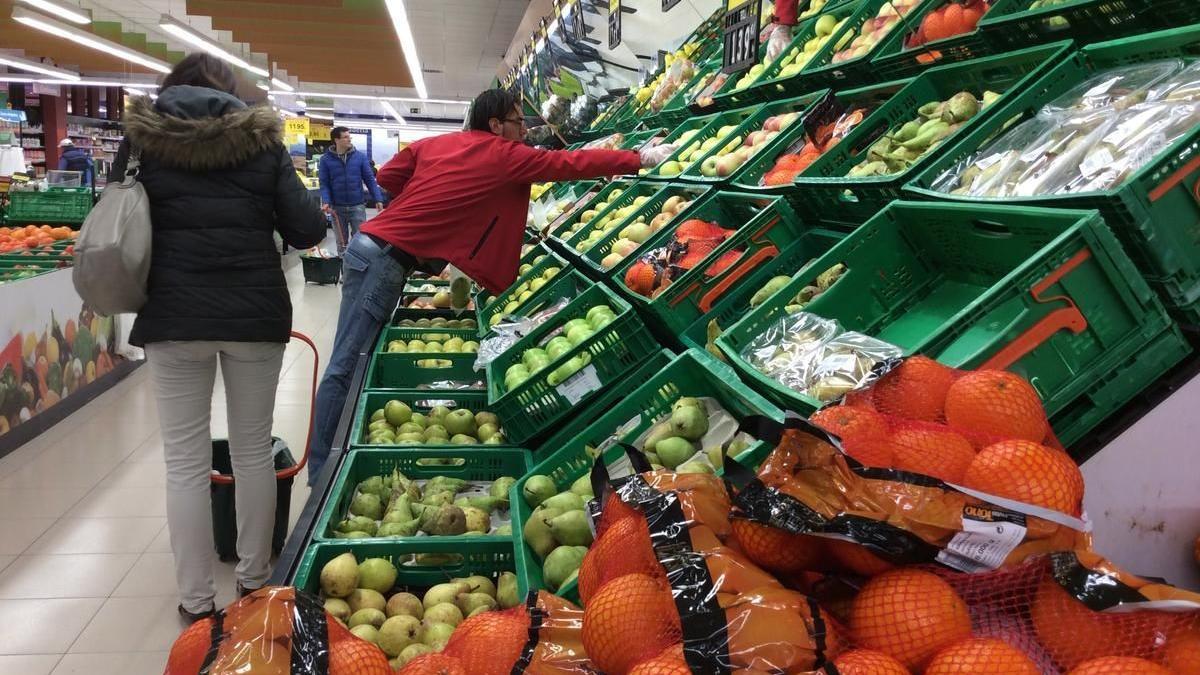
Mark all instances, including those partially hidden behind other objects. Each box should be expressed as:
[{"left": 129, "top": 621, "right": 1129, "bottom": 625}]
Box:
[
  {"left": 728, "top": 414, "right": 1090, "bottom": 576},
  {"left": 165, "top": 586, "right": 392, "bottom": 675},
  {"left": 582, "top": 456, "right": 844, "bottom": 674}
]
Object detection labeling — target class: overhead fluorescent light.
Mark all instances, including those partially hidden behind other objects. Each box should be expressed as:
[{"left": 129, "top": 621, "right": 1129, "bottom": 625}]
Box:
[
  {"left": 159, "top": 14, "right": 269, "bottom": 78},
  {"left": 14, "top": 7, "right": 171, "bottom": 74},
  {"left": 295, "top": 98, "right": 307, "bottom": 108},
  {"left": 267, "top": 94, "right": 276, "bottom": 101},
  {"left": 255, "top": 81, "right": 269, "bottom": 91},
  {"left": 0, "top": 75, "right": 159, "bottom": 88},
  {"left": 14, "top": 0, "right": 89, "bottom": 25},
  {"left": 123, "top": 87, "right": 156, "bottom": 100},
  {"left": 379, "top": 100, "right": 408, "bottom": 126},
  {"left": 0, "top": 55, "right": 80, "bottom": 81},
  {"left": 383, "top": 0, "right": 428, "bottom": 99},
  {"left": 305, "top": 106, "right": 335, "bottom": 112},
  {"left": 270, "top": 77, "right": 294, "bottom": 92},
  {"left": 304, "top": 112, "right": 334, "bottom": 120},
  {"left": 267, "top": 90, "right": 469, "bottom": 105},
  {"left": 277, "top": 107, "right": 298, "bottom": 118}
]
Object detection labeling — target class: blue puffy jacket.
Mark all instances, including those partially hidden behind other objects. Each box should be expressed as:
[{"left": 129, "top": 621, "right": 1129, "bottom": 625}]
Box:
[
  {"left": 58, "top": 146, "right": 94, "bottom": 186},
  {"left": 318, "top": 146, "right": 383, "bottom": 206}
]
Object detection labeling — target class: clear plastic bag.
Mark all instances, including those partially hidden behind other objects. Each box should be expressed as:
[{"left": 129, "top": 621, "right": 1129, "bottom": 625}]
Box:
[
  {"left": 649, "top": 57, "right": 695, "bottom": 112},
  {"left": 1063, "top": 100, "right": 1200, "bottom": 193},
  {"left": 474, "top": 297, "right": 572, "bottom": 370},
  {"left": 1149, "top": 58, "right": 1200, "bottom": 102},
  {"left": 1040, "top": 59, "right": 1183, "bottom": 115},
  {"left": 807, "top": 332, "right": 904, "bottom": 403},
  {"left": 581, "top": 132, "right": 625, "bottom": 151}
]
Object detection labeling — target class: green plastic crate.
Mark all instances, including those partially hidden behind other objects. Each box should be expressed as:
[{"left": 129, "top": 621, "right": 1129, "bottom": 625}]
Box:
[
  {"left": 576, "top": 184, "right": 712, "bottom": 280},
  {"left": 870, "top": 0, "right": 999, "bottom": 80},
  {"left": 547, "top": 180, "right": 635, "bottom": 242},
  {"left": 649, "top": 58, "right": 724, "bottom": 128},
  {"left": 390, "top": 307, "right": 479, "bottom": 332},
  {"left": 558, "top": 181, "right": 669, "bottom": 255},
  {"left": 291, "top": 539, "right": 516, "bottom": 594},
  {"left": 351, "top": 390, "right": 510, "bottom": 449},
  {"left": 610, "top": 191, "right": 809, "bottom": 338},
  {"left": 312, "top": 447, "right": 531, "bottom": 543},
  {"left": 978, "top": 0, "right": 1193, "bottom": 52},
  {"left": 1050, "top": 323, "right": 1192, "bottom": 449},
  {"left": 679, "top": 228, "right": 846, "bottom": 352},
  {"left": 475, "top": 249, "right": 570, "bottom": 334},
  {"left": 478, "top": 269, "right": 593, "bottom": 341},
  {"left": 640, "top": 107, "right": 764, "bottom": 182},
  {"left": 511, "top": 348, "right": 786, "bottom": 602},
  {"left": 905, "top": 24, "right": 1200, "bottom": 325},
  {"left": 366, "top": 327, "right": 482, "bottom": 389},
  {"left": 7, "top": 190, "right": 92, "bottom": 225},
  {"left": 486, "top": 283, "right": 657, "bottom": 446},
  {"left": 728, "top": 80, "right": 908, "bottom": 195},
  {"left": 677, "top": 93, "right": 830, "bottom": 185},
  {"left": 717, "top": 201, "right": 1177, "bottom": 419},
  {"left": 792, "top": 40, "right": 1071, "bottom": 228}
]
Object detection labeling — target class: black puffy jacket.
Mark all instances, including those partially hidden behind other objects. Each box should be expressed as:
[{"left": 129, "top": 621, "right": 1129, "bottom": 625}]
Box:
[{"left": 111, "top": 86, "right": 325, "bottom": 347}]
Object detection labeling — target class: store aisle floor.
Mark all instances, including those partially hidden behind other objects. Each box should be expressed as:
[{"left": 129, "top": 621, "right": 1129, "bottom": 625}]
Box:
[{"left": 0, "top": 254, "right": 343, "bottom": 674}]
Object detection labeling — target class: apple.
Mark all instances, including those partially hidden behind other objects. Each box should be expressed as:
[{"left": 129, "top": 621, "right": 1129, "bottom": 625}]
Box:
[
  {"left": 600, "top": 253, "right": 624, "bottom": 269},
  {"left": 612, "top": 238, "right": 640, "bottom": 256},
  {"left": 661, "top": 196, "right": 684, "bottom": 213},
  {"left": 659, "top": 161, "right": 683, "bottom": 177},
  {"left": 700, "top": 156, "right": 719, "bottom": 177},
  {"left": 649, "top": 213, "right": 673, "bottom": 231},
  {"left": 716, "top": 154, "right": 741, "bottom": 177}
]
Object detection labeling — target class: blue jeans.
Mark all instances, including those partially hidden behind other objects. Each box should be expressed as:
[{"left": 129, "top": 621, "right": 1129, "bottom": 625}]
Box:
[
  {"left": 308, "top": 233, "right": 409, "bottom": 485},
  {"left": 333, "top": 204, "right": 367, "bottom": 243}
]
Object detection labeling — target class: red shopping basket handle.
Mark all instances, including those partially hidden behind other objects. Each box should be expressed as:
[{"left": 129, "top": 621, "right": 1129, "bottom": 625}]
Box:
[{"left": 211, "top": 331, "right": 319, "bottom": 485}]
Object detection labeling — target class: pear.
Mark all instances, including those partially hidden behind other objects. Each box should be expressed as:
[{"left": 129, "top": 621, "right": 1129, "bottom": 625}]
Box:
[
  {"left": 357, "top": 558, "right": 397, "bottom": 594},
  {"left": 420, "top": 504, "right": 467, "bottom": 535},
  {"left": 383, "top": 496, "right": 413, "bottom": 522},
  {"left": 421, "top": 490, "right": 455, "bottom": 507},
  {"left": 348, "top": 607, "right": 387, "bottom": 629},
  {"left": 424, "top": 602, "right": 464, "bottom": 627},
  {"left": 455, "top": 495, "right": 507, "bottom": 513},
  {"left": 324, "top": 598, "right": 352, "bottom": 622},
  {"left": 348, "top": 588, "right": 387, "bottom": 614},
  {"left": 349, "top": 492, "right": 382, "bottom": 520},
  {"left": 422, "top": 621, "right": 456, "bottom": 649},
  {"left": 672, "top": 396, "right": 705, "bottom": 412},
  {"left": 677, "top": 461, "right": 714, "bottom": 474},
  {"left": 543, "top": 546, "right": 588, "bottom": 591},
  {"left": 641, "top": 421, "right": 674, "bottom": 453},
  {"left": 337, "top": 516, "right": 377, "bottom": 536},
  {"left": 523, "top": 506, "right": 561, "bottom": 559},
  {"left": 494, "top": 524, "right": 512, "bottom": 536},
  {"left": 398, "top": 643, "right": 433, "bottom": 665},
  {"left": 427, "top": 476, "right": 467, "bottom": 494},
  {"left": 670, "top": 404, "right": 709, "bottom": 441},
  {"left": 377, "top": 614, "right": 423, "bottom": 657},
  {"left": 522, "top": 475, "right": 557, "bottom": 507},
  {"left": 462, "top": 506, "right": 490, "bottom": 533},
  {"left": 350, "top": 624, "right": 379, "bottom": 644},
  {"left": 656, "top": 437, "right": 696, "bottom": 470},
  {"left": 569, "top": 474, "right": 594, "bottom": 498},
  {"left": 548, "top": 509, "right": 594, "bottom": 546},
  {"left": 386, "top": 592, "right": 424, "bottom": 619},
  {"left": 377, "top": 519, "right": 420, "bottom": 537},
  {"left": 497, "top": 572, "right": 520, "bottom": 609},
  {"left": 458, "top": 575, "right": 497, "bottom": 598},
  {"left": 475, "top": 411, "right": 500, "bottom": 428},
  {"left": 541, "top": 491, "right": 585, "bottom": 513},
  {"left": 424, "top": 582, "right": 470, "bottom": 609},
  {"left": 319, "top": 552, "right": 359, "bottom": 598},
  {"left": 456, "top": 592, "right": 497, "bottom": 616},
  {"left": 489, "top": 476, "right": 517, "bottom": 502}
]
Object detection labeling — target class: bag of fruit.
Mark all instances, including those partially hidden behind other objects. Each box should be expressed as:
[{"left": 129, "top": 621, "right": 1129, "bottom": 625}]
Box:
[{"left": 165, "top": 586, "right": 392, "bottom": 675}]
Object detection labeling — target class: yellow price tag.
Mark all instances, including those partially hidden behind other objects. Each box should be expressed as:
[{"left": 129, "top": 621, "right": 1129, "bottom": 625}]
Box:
[
  {"left": 727, "top": 0, "right": 750, "bottom": 10},
  {"left": 309, "top": 122, "right": 331, "bottom": 141},
  {"left": 284, "top": 118, "right": 310, "bottom": 136}
]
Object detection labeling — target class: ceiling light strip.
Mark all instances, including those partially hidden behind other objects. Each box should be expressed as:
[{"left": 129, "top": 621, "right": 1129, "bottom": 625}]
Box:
[
  {"left": 159, "top": 14, "right": 269, "bottom": 78},
  {"left": 13, "top": 7, "right": 171, "bottom": 73},
  {"left": 0, "top": 76, "right": 159, "bottom": 88},
  {"left": 270, "top": 77, "right": 294, "bottom": 92},
  {"left": 14, "top": 0, "right": 89, "bottom": 25},
  {"left": 267, "top": 90, "right": 469, "bottom": 105},
  {"left": 383, "top": 0, "right": 427, "bottom": 100},
  {"left": 0, "top": 55, "right": 80, "bottom": 80},
  {"left": 379, "top": 100, "right": 408, "bottom": 125}
]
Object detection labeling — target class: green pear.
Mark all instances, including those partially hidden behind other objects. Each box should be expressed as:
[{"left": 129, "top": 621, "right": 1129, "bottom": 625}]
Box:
[
  {"left": 497, "top": 572, "right": 520, "bottom": 609},
  {"left": 324, "top": 598, "right": 351, "bottom": 622},
  {"left": 523, "top": 507, "right": 562, "bottom": 559},
  {"left": 384, "top": 400, "right": 412, "bottom": 427},
  {"left": 427, "top": 476, "right": 467, "bottom": 494},
  {"left": 548, "top": 509, "right": 594, "bottom": 546},
  {"left": 385, "top": 592, "right": 424, "bottom": 619},
  {"left": 494, "top": 524, "right": 512, "bottom": 536},
  {"left": 348, "top": 588, "right": 387, "bottom": 613},
  {"left": 423, "top": 583, "right": 470, "bottom": 610},
  {"left": 457, "top": 575, "right": 496, "bottom": 598},
  {"left": 569, "top": 474, "right": 594, "bottom": 498},
  {"left": 541, "top": 491, "right": 585, "bottom": 513},
  {"left": 319, "top": 552, "right": 359, "bottom": 598},
  {"left": 456, "top": 592, "right": 497, "bottom": 616},
  {"left": 543, "top": 546, "right": 588, "bottom": 591},
  {"left": 672, "top": 396, "right": 704, "bottom": 412},
  {"left": 641, "top": 421, "right": 675, "bottom": 454},
  {"left": 656, "top": 437, "right": 696, "bottom": 470},
  {"left": 522, "top": 475, "right": 557, "bottom": 507},
  {"left": 398, "top": 643, "right": 433, "bottom": 666},
  {"left": 377, "top": 519, "right": 420, "bottom": 537},
  {"left": 377, "top": 614, "right": 423, "bottom": 657},
  {"left": 489, "top": 477, "right": 517, "bottom": 502},
  {"left": 670, "top": 404, "right": 709, "bottom": 441},
  {"left": 419, "top": 504, "right": 467, "bottom": 535},
  {"left": 462, "top": 506, "right": 490, "bottom": 533},
  {"left": 350, "top": 624, "right": 379, "bottom": 644},
  {"left": 349, "top": 492, "right": 382, "bottom": 520},
  {"left": 357, "top": 558, "right": 397, "bottom": 594},
  {"left": 677, "top": 461, "right": 714, "bottom": 474},
  {"left": 423, "top": 603, "right": 463, "bottom": 628},
  {"left": 349, "top": 607, "right": 387, "bottom": 629},
  {"left": 421, "top": 621, "right": 456, "bottom": 649}
]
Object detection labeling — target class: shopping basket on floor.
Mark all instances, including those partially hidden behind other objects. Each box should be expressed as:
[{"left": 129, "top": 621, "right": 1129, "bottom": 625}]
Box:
[
  {"left": 210, "top": 331, "right": 318, "bottom": 561},
  {"left": 299, "top": 209, "right": 345, "bottom": 285}
]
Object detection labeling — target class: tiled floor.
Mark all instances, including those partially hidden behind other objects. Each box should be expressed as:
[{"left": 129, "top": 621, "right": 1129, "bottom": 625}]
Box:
[{"left": 0, "top": 255, "right": 342, "bottom": 674}]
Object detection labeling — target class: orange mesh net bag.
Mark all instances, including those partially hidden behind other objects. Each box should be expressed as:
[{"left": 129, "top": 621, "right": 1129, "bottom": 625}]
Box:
[
  {"left": 165, "top": 586, "right": 391, "bottom": 675},
  {"left": 439, "top": 605, "right": 530, "bottom": 675}
]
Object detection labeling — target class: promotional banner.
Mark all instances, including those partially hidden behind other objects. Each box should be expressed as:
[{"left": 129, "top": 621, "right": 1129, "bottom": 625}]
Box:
[{"left": 0, "top": 268, "right": 120, "bottom": 439}]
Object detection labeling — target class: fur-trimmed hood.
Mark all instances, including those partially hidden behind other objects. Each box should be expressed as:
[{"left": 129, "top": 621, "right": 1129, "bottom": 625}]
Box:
[{"left": 124, "top": 85, "right": 283, "bottom": 171}]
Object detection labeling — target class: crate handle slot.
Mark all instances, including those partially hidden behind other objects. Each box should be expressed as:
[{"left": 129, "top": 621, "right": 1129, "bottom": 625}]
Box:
[
  {"left": 414, "top": 457, "right": 468, "bottom": 468},
  {"left": 978, "top": 248, "right": 1092, "bottom": 371},
  {"left": 971, "top": 219, "right": 1014, "bottom": 237},
  {"left": 1146, "top": 147, "right": 1200, "bottom": 204},
  {"left": 698, "top": 245, "right": 780, "bottom": 313}
]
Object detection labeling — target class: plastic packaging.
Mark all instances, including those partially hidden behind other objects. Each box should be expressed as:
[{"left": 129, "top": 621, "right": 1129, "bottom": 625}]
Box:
[
  {"left": 649, "top": 57, "right": 696, "bottom": 112},
  {"left": 474, "top": 297, "right": 572, "bottom": 370},
  {"left": 1064, "top": 100, "right": 1200, "bottom": 194},
  {"left": 1154, "top": 58, "right": 1200, "bottom": 102},
  {"left": 1040, "top": 59, "right": 1183, "bottom": 115},
  {"left": 581, "top": 132, "right": 626, "bottom": 151}
]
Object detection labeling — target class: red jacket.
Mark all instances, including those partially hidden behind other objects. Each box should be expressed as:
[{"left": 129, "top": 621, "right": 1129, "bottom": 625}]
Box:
[
  {"left": 362, "top": 130, "right": 641, "bottom": 293},
  {"left": 775, "top": 0, "right": 798, "bottom": 25}
]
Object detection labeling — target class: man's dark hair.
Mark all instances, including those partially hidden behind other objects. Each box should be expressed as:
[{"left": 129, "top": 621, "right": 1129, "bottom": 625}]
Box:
[
  {"left": 331, "top": 126, "right": 350, "bottom": 140},
  {"left": 160, "top": 53, "right": 238, "bottom": 94},
  {"left": 468, "top": 89, "right": 519, "bottom": 132}
]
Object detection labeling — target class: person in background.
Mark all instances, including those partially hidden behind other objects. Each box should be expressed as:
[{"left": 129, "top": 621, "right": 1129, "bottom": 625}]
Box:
[
  {"left": 765, "top": 0, "right": 800, "bottom": 61},
  {"left": 318, "top": 126, "right": 383, "bottom": 240},
  {"left": 110, "top": 53, "right": 326, "bottom": 623},
  {"left": 305, "top": 88, "right": 676, "bottom": 484},
  {"left": 57, "top": 138, "right": 94, "bottom": 187}
]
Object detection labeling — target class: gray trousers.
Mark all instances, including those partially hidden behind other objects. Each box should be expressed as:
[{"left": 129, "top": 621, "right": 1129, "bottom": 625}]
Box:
[{"left": 146, "top": 340, "right": 285, "bottom": 613}]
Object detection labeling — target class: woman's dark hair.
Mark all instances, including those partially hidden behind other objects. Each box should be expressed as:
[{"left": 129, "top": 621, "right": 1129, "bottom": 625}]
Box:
[
  {"left": 468, "top": 88, "right": 518, "bottom": 132},
  {"left": 331, "top": 126, "right": 350, "bottom": 140},
  {"left": 160, "top": 53, "right": 238, "bottom": 94}
]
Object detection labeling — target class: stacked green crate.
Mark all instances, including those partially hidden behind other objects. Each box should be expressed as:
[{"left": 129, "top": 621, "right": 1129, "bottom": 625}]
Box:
[
  {"left": 6, "top": 189, "right": 92, "bottom": 225},
  {"left": 366, "top": 326, "right": 482, "bottom": 389},
  {"left": 575, "top": 184, "right": 712, "bottom": 280},
  {"left": 978, "top": 0, "right": 1193, "bottom": 51},
  {"left": 870, "top": 0, "right": 999, "bottom": 80},
  {"left": 716, "top": 202, "right": 1189, "bottom": 435},
  {"left": 352, "top": 391, "right": 511, "bottom": 449},
  {"left": 291, "top": 539, "right": 516, "bottom": 592},
  {"left": 640, "top": 107, "right": 764, "bottom": 181}
]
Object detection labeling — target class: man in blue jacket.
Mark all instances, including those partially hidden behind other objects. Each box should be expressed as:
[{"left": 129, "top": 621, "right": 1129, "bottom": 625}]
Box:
[
  {"left": 57, "top": 139, "right": 94, "bottom": 187},
  {"left": 318, "top": 126, "right": 383, "bottom": 239}
]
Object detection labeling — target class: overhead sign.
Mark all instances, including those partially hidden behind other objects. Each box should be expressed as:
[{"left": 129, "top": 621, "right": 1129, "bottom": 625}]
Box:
[
  {"left": 309, "top": 122, "right": 331, "bottom": 142},
  {"left": 609, "top": 0, "right": 621, "bottom": 49},
  {"left": 284, "top": 118, "right": 310, "bottom": 136},
  {"left": 663, "top": 0, "right": 682, "bottom": 10},
  {"left": 722, "top": 0, "right": 759, "bottom": 74}
]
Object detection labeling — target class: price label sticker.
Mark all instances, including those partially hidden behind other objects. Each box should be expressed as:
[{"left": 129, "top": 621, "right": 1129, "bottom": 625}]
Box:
[
  {"left": 937, "top": 507, "right": 1027, "bottom": 573},
  {"left": 609, "top": 0, "right": 622, "bottom": 49},
  {"left": 557, "top": 364, "right": 602, "bottom": 405},
  {"left": 1079, "top": 146, "right": 1115, "bottom": 178}
]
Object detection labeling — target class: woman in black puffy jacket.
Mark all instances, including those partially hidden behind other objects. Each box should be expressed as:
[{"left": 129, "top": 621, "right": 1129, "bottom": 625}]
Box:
[{"left": 109, "top": 53, "right": 325, "bottom": 623}]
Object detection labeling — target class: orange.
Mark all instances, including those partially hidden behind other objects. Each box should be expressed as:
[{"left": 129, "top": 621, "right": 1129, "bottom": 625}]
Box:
[
  {"left": 925, "top": 638, "right": 1039, "bottom": 674},
  {"left": 625, "top": 260, "right": 659, "bottom": 297},
  {"left": 889, "top": 427, "right": 976, "bottom": 483},
  {"left": 871, "top": 356, "right": 955, "bottom": 422},
  {"left": 1164, "top": 628, "right": 1200, "bottom": 674},
  {"left": 442, "top": 609, "right": 528, "bottom": 675},
  {"left": 628, "top": 643, "right": 690, "bottom": 675},
  {"left": 832, "top": 648, "right": 910, "bottom": 674},
  {"left": 396, "top": 653, "right": 467, "bottom": 675},
  {"left": 943, "top": 370, "right": 1048, "bottom": 442},
  {"left": 825, "top": 539, "right": 894, "bottom": 577},
  {"left": 960, "top": 440, "right": 1084, "bottom": 516},
  {"left": 848, "top": 569, "right": 972, "bottom": 671},
  {"left": 583, "top": 573, "right": 682, "bottom": 675},
  {"left": 328, "top": 637, "right": 392, "bottom": 674},
  {"left": 1031, "top": 577, "right": 1162, "bottom": 669},
  {"left": 165, "top": 616, "right": 213, "bottom": 675},
  {"left": 809, "top": 405, "right": 888, "bottom": 443},
  {"left": 730, "top": 518, "right": 825, "bottom": 574},
  {"left": 1066, "top": 656, "right": 1171, "bottom": 674}
]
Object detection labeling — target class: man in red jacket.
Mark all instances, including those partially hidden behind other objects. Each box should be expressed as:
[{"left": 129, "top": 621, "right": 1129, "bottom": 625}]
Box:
[{"left": 306, "top": 88, "right": 676, "bottom": 483}]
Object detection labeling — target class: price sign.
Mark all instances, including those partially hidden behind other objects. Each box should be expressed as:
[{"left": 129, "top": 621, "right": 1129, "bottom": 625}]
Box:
[
  {"left": 573, "top": 1, "right": 586, "bottom": 42},
  {"left": 609, "top": 0, "right": 621, "bottom": 49},
  {"left": 663, "top": 0, "right": 682, "bottom": 10},
  {"left": 722, "top": 0, "right": 759, "bottom": 74},
  {"left": 284, "top": 118, "right": 310, "bottom": 136},
  {"left": 309, "top": 122, "right": 331, "bottom": 141}
]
